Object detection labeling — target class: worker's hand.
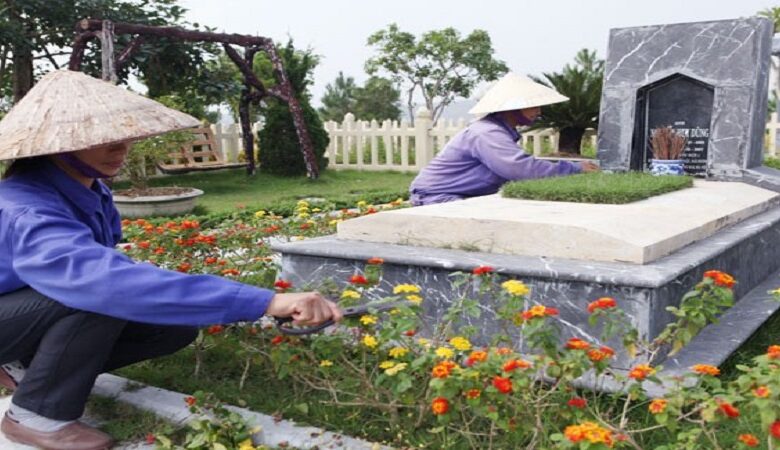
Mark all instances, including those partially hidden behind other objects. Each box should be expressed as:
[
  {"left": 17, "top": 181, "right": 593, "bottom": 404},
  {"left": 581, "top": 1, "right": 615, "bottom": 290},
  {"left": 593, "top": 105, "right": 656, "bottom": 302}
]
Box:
[
  {"left": 579, "top": 161, "right": 600, "bottom": 173},
  {"left": 266, "top": 292, "right": 343, "bottom": 326}
]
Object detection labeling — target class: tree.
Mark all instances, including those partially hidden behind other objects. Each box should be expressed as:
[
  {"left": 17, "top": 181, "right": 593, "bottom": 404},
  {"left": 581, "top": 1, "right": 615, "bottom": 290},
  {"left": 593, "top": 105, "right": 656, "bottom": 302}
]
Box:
[
  {"left": 758, "top": 6, "right": 780, "bottom": 32},
  {"left": 365, "top": 24, "right": 507, "bottom": 125},
  {"left": 318, "top": 71, "right": 358, "bottom": 122},
  {"left": 256, "top": 40, "right": 329, "bottom": 176},
  {"left": 0, "top": 0, "right": 215, "bottom": 108},
  {"left": 530, "top": 49, "right": 604, "bottom": 155},
  {"left": 354, "top": 76, "right": 401, "bottom": 122}
]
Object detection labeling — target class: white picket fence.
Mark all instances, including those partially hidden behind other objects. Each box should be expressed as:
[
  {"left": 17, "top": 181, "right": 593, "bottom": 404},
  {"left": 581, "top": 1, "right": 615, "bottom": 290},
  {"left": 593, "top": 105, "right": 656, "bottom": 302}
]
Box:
[{"left": 209, "top": 110, "right": 780, "bottom": 171}]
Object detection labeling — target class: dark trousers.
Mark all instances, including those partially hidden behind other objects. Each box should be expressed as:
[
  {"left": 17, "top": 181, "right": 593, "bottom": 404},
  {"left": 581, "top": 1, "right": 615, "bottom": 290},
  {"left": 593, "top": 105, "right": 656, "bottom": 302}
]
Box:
[{"left": 0, "top": 288, "right": 198, "bottom": 420}]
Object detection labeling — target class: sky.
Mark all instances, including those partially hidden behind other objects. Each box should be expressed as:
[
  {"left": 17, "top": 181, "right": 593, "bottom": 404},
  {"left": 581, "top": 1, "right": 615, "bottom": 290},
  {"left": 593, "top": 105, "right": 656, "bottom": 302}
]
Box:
[{"left": 178, "top": 0, "right": 777, "bottom": 108}]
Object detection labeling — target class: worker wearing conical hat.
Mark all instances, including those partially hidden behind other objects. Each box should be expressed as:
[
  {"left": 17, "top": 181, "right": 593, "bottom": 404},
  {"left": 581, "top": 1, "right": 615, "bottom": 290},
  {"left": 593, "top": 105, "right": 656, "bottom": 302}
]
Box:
[
  {"left": 0, "top": 70, "right": 341, "bottom": 450},
  {"left": 409, "top": 72, "right": 599, "bottom": 206}
]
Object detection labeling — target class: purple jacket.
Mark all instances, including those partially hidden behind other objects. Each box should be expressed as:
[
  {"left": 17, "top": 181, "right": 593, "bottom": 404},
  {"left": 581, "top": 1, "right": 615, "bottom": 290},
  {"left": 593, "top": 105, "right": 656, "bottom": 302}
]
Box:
[{"left": 410, "top": 115, "right": 581, "bottom": 205}]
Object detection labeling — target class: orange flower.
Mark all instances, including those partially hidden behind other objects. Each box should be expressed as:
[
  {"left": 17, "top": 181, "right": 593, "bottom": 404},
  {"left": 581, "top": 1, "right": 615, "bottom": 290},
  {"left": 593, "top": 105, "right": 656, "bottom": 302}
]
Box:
[
  {"left": 564, "top": 422, "right": 613, "bottom": 447},
  {"left": 465, "top": 350, "right": 488, "bottom": 367},
  {"left": 565, "top": 338, "right": 591, "bottom": 351},
  {"left": 176, "top": 262, "right": 192, "bottom": 273},
  {"left": 771, "top": 420, "right": 780, "bottom": 439},
  {"left": 495, "top": 347, "right": 513, "bottom": 356},
  {"left": 184, "top": 396, "right": 196, "bottom": 407},
  {"left": 691, "top": 364, "right": 720, "bottom": 376},
  {"left": 648, "top": 399, "right": 667, "bottom": 414},
  {"left": 520, "top": 305, "right": 559, "bottom": 320},
  {"left": 628, "top": 364, "right": 655, "bottom": 381},
  {"left": 502, "top": 359, "right": 532, "bottom": 372},
  {"left": 768, "top": 345, "right": 780, "bottom": 359},
  {"left": 431, "top": 361, "right": 457, "bottom": 379},
  {"left": 274, "top": 279, "right": 293, "bottom": 290},
  {"left": 750, "top": 386, "right": 770, "bottom": 399},
  {"left": 204, "top": 256, "right": 217, "bottom": 265},
  {"left": 716, "top": 400, "right": 740, "bottom": 418},
  {"left": 472, "top": 266, "right": 494, "bottom": 276},
  {"left": 567, "top": 397, "right": 587, "bottom": 409},
  {"left": 464, "top": 389, "right": 481, "bottom": 400},
  {"left": 221, "top": 268, "right": 240, "bottom": 276},
  {"left": 588, "top": 346, "right": 615, "bottom": 362},
  {"left": 703, "top": 270, "right": 735, "bottom": 288},
  {"left": 367, "top": 257, "right": 384, "bottom": 265},
  {"left": 431, "top": 397, "right": 449, "bottom": 415},
  {"left": 587, "top": 297, "right": 617, "bottom": 313},
  {"left": 492, "top": 375, "right": 513, "bottom": 394},
  {"left": 349, "top": 274, "right": 369, "bottom": 285},
  {"left": 138, "top": 241, "right": 151, "bottom": 249},
  {"left": 270, "top": 335, "right": 285, "bottom": 345},
  {"left": 738, "top": 434, "right": 760, "bottom": 447}
]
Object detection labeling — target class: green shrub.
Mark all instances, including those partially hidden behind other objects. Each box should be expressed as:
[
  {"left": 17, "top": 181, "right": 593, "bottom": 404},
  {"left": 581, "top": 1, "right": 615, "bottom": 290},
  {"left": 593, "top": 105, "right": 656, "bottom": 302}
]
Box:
[
  {"left": 502, "top": 172, "right": 693, "bottom": 204},
  {"left": 764, "top": 156, "right": 780, "bottom": 170},
  {"left": 257, "top": 100, "right": 329, "bottom": 176}
]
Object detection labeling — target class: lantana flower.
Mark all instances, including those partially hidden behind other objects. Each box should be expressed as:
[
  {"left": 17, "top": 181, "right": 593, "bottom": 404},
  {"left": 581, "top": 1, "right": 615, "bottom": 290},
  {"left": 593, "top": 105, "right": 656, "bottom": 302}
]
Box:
[
  {"left": 565, "top": 338, "right": 591, "bottom": 351},
  {"left": 503, "top": 359, "right": 532, "bottom": 372},
  {"left": 691, "top": 364, "right": 720, "bottom": 376},
  {"left": 435, "top": 347, "right": 454, "bottom": 359},
  {"left": 465, "top": 350, "right": 488, "bottom": 366},
  {"left": 587, "top": 297, "right": 617, "bottom": 313},
  {"left": 770, "top": 420, "right": 780, "bottom": 439},
  {"left": 588, "top": 346, "right": 615, "bottom": 362},
  {"left": 563, "top": 421, "right": 613, "bottom": 447},
  {"left": 492, "top": 375, "right": 513, "bottom": 394},
  {"left": 501, "top": 280, "right": 530, "bottom": 296},
  {"left": 472, "top": 266, "right": 494, "bottom": 276},
  {"left": 341, "top": 290, "right": 361, "bottom": 300},
  {"left": 738, "top": 434, "right": 760, "bottom": 447},
  {"left": 753, "top": 386, "right": 771, "bottom": 398},
  {"left": 703, "top": 270, "right": 736, "bottom": 288},
  {"left": 464, "top": 389, "right": 481, "bottom": 400},
  {"left": 567, "top": 397, "right": 587, "bottom": 409},
  {"left": 393, "top": 284, "right": 421, "bottom": 294},
  {"left": 350, "top": 274, "right": 369, "bottom": 285},
  {"left": 431, "top": 397, "right": 449, "bottom": 415},
  {"left": 385, "top": 362, "right": 407, "bottom": 376},
  {"left": 431, "top": 361, "right": 457, "bottom": 379},
  {"left": 648, "top": 399, "right": 667, "bottom": 414},
  {"left": 716, "top": 399, "right": 740, "bottom": 418},
  {"left": 389, "top": 347, "right": 409, "bottom": 358},
  {"left": 449, "top": 336, "right": 472, "bottom": 351},
  {"left": 767, "top": 344, "right": 780, "bottom": 359},
  {"left": 406, "top": 294, "right": 423, "bottom": 305},
  {"left": 628, "top": 364, "right": 656, "bottom": 381},
  {"left": 520, "top": 305, "right": 559, "bottom": 320},
  {"left": 362, "top": 335, "right": 378, "bottom": 349},
  {"left": 359, "top": 315, "right": 378, "bottom": 326},
  {"left": 319, "top": 360, "right": 333, "bottom": 367}
]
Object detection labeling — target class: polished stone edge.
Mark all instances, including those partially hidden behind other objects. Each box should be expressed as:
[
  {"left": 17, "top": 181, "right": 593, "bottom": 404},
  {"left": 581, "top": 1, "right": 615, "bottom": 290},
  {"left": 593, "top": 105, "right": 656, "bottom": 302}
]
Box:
[
  {"left": 92, "top": 374, "right": 390, "bottom": 450},
  {"left": 273, "top": 206, "right": 780, "bottom": 288},
  {"left": 112, "top": 188, "right": 204, "bottom": 203}
]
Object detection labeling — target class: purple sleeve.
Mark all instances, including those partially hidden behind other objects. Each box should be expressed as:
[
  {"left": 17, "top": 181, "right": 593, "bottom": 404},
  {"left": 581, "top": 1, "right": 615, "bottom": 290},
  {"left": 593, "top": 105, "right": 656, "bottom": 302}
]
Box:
[
  {"left": 10, "top": 207, "right": 273, "bottom": 326},
  {"left": 472, "top": 127, "right": 582, "bottom": 180}
]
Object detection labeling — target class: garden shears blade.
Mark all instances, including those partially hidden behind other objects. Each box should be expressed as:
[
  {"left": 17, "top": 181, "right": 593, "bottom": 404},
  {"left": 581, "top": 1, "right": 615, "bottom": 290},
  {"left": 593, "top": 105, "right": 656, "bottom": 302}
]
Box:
[{"left": 275, "top": 300, "right": 409, "bottom": 336}]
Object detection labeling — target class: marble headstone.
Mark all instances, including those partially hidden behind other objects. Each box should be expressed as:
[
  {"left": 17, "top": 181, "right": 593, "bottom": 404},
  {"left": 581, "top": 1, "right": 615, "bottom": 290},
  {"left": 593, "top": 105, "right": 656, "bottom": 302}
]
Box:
[{"left": 597, "top": 17, "right": 779, "bottom": 186}]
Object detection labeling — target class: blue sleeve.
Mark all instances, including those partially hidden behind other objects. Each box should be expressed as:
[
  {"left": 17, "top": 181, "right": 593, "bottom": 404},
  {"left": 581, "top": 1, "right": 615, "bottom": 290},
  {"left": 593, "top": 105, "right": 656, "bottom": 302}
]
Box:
[
  {"left": 472, "top": 127, "right": 582, "bottom": 180},
  {"left": 9, "top": 207, "right": 273, "bottom": 326}
]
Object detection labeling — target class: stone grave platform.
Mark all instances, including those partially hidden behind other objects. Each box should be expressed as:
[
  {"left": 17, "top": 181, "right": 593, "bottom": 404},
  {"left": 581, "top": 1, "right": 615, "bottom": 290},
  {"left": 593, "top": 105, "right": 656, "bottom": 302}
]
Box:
[{"left": 273, "top": 183, "right": 780, "bottom": 371}]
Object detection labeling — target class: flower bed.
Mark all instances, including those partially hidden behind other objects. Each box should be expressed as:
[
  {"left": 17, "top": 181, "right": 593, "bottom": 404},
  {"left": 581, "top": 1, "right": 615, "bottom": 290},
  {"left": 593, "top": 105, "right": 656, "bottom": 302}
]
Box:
[{"left": 118, "top": 204, "right": 780, "bottom": 449}]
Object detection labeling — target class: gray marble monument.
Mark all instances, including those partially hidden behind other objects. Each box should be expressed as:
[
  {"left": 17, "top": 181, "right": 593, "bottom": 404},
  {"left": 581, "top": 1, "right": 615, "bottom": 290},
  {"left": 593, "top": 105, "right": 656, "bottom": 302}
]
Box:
[{"left": 598, "top": 17, "right": 780, "bottom": 190}]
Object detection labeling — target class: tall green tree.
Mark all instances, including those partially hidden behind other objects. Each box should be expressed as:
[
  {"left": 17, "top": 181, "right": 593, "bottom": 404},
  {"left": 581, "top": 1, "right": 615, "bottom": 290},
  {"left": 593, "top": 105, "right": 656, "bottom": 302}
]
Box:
[
  {"left": 758, "top": 6, "right": 780, "bottom": 32},
  {"left": 354, "top": 76, "right": 401, "bottom": 122},
  {"left": 0, "top": 0, "right": 218, "bottom": 119},
  {"left": 365, "top": 24, "right": 507, "bottom": 125},
  {"left": 531, "top": 49, "right": 604, "bottom": 154},
  {"left": 318, "top": 71, "right": 358, "bottom": 122},
  {"left": 256, "top": 40, "right": 329, "bottom": 176}
]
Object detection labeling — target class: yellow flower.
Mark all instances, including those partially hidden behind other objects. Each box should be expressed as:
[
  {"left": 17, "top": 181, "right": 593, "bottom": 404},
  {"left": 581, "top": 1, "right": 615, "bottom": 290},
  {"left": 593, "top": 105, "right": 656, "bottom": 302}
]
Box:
[
  {"left": 406, "top": 294, "right": 423, "bottom": 305},
  {"left": 393, "top": 284, "right": 421, "bottom": 294},
  {"left": 329, "top": 219, "right": 343, "bottom": 226},
  {"left": 360, "top": 315, "right": 378, "bottom": 325},
  {"left": 357, "top": 200, "right": 368, "bottom": 208},
  {"left": 297, "top": 200, "right": 310, "bottom": 207},
  {"left": 435, "top": 347, "right": 454, "bottom": 359},
  {"left": 362, "top": 335, "right": 378, "bottom": 348},
  {"left": 379, "top": 360, "right": 396, "bottom": 369},
  {"left": 771, "top": 288, "right": 780, "bottom": 295},
  {"left": 319, "top": 360, "right": 333, "bottom": 367},
  {"left": 312, "top": 208, "right": 322, "bottom": 213},
  {"left": 417, "top": 338, "right": 431, "bottom": 347},
  {"left": 297, "top": 212, "right": 310, "bottom": 219},
  {"left": 501, "top": 280, "right": 530, "bottom": 296},
  {"left": 385, "top": 362, "right": 407, "bottom": 376},
  {"left": 389, "top": 347, "right": 410, "bottom": 358},
  {"left": 449, "top": 336, "right": 472, "bottom": 351},
  {"left": 238, "top": 439, "right": 255, "bottom": 450},
  {"left": 254, "top": 210, "right": 266, "bottom": 218},
  {"left": 341, "top": 290, "right": 361, "bottom": 300}
]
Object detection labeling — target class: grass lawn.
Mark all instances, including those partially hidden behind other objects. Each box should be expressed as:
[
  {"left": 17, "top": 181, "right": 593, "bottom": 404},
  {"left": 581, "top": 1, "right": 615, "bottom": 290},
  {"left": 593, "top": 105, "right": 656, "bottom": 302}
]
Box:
[{"left": 113, "top": 168, "right": 417, "bottom": 215}]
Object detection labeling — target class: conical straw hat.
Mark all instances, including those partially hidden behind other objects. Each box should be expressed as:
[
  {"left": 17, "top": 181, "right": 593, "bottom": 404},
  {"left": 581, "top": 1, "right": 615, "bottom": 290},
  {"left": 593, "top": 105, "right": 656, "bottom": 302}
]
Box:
[
  {"left": 0, "top": 70, "right": 200, "bottom": 161},
  {"left": 468, "top": 72, "right": 569, "bottom": 115}
]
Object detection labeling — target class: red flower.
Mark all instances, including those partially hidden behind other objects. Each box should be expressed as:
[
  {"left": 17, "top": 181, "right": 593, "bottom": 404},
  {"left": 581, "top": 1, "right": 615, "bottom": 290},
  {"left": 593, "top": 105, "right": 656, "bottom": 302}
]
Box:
[
  {"left": 587, "top": 346, "right": 615, "bottom": 362},
  {"left": 403, "top": 329, "right": 416, "bottom": 337},
  {"left": 367, "top": 257, "right": 384, "bottom": 265},
  {"left": 176, "top": 262, "right": 192, "bottom": 273},
  {"left": 145, "top": 433, "right": 156, "bottom": 444},
  {"left": 465, "top": 350, "right": 488, "bottom": 367},
  {"left": 184, "top": 396, "right": 196, "bottom": 407},
  {"left": 567, "top": 397, "right": 587, "bottom": 409},
  {"left": 274, "top": 279, "right": 293, "bottom": 290},
  {"left": 349, "top": 274, "right": 369, "bottom": 285},
  {"left": 206, "top": 325, "right": 224, "bottom": 335},
  {"left": 431, "top": 361, "right": 457, "bottom": 379},
  {"left": 587, "top": 297, "right": 617, "bottom": 313},
  {"left": 221, "top": 268, "right": 240, "bottom": 276},
  {"left": 270, "top": 335, "right": 285, "bottom": 345},
  {"left": 299, "top": 223, "right": 311, "bottom": 230},
  {"left": 703, "top": 270, "right": 736, "bottom": 288},
  {"left": 431, "top": 397, "right": 449, "bottom": 415},
  {"left": 716, "top": 400, "right": 740, "bottom": 418},
  {"left": 138, "top": 241, "right": 151, "bottom": 249},
  {"left": 366, "top": 207, "right": 377, "bottom": 214},
  {"left": 464, "top": 389, "right": 481, "bottom": 400},
  {"left": 768, "top": 345, "right": 780, "bottom": 359},
  {"left": 771, "top": 420, "right": 780, "bottom": 440},
  {"left": 204, "top": 257, "right": 217, "bottom": 265},
  {"left": 492, "top": 375, "right": 513, "bottom": 394},
  {"left": 628, "top": 364, "right": 655, "bottom": 381},
  {"left": 738, "top": 434, "right": 760, "bottom": 447},
  {"left": 472, "top": 266, "right": 494, "bottom": 276}
]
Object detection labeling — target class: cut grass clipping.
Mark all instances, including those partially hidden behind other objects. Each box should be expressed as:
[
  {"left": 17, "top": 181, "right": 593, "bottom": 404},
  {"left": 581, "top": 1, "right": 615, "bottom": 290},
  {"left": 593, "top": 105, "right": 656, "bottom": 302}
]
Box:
[{"left": 502, "top": 172, "right": 693, "bottom": 204}]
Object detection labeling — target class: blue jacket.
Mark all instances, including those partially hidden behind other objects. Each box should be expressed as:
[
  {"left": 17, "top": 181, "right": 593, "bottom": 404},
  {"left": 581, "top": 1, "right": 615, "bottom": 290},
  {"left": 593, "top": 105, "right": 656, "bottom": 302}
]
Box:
[{"left": 0, "top": 160, "right": 272, "bottom": 326}]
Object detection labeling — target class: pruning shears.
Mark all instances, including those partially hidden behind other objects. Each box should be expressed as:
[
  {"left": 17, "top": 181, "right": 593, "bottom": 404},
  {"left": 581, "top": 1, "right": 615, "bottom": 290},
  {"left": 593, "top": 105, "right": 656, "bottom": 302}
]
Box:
[{"left": 275, "top": 300, "right": 409, "bottom": 336}]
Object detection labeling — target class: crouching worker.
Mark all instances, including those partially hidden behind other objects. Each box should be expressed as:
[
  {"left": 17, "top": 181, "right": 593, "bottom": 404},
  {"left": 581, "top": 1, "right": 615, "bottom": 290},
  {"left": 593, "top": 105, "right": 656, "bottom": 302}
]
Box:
[
  {"left": 0, "top": 70, "right": 342, "bottom": 450},
  {"left": 409, "top": 72, "right": 599, "bottom": 206}
]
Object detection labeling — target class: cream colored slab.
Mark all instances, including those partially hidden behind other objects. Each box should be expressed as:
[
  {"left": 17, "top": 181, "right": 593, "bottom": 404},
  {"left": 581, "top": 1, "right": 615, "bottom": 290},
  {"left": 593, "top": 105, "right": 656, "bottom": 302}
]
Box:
[{"left": 337, "top": 181, "right": 780, "bottom": 264}]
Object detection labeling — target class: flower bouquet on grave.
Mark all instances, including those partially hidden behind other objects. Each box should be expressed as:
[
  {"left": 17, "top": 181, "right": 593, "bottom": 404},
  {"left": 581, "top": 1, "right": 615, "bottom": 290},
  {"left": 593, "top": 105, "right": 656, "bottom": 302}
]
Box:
[{"left": 649, "top": 126, "right": 687, "bottom": 176}]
